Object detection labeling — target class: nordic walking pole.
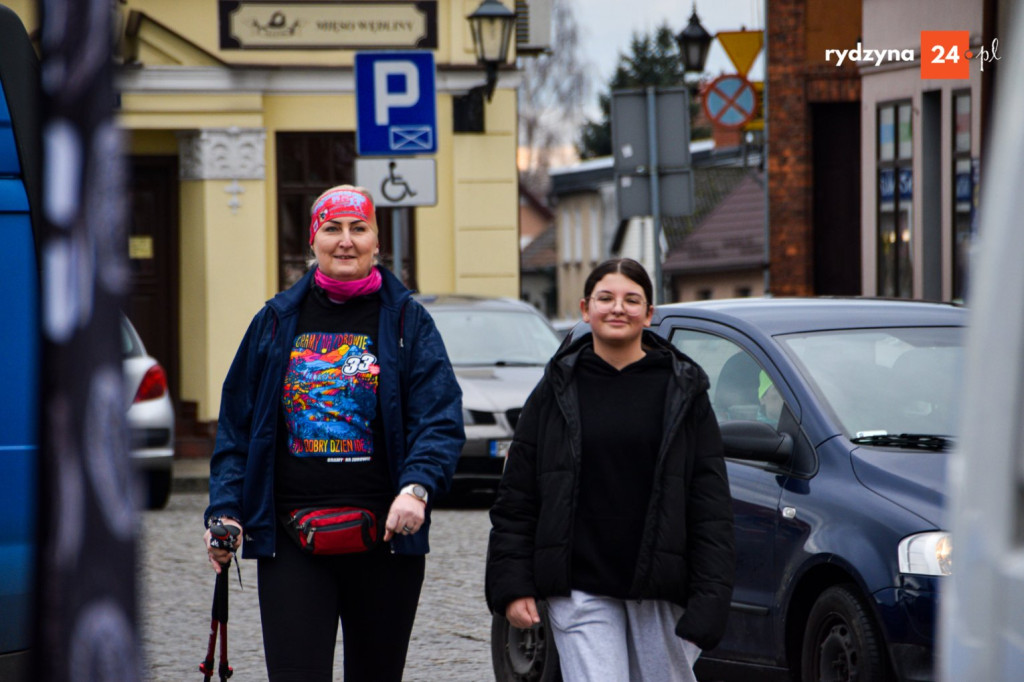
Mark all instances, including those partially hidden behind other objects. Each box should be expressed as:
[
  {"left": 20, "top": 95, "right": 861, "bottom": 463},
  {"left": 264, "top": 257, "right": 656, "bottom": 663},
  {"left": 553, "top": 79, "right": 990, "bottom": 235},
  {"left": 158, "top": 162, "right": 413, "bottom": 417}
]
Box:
[{"left": 201, "top": 523, "right": 240, "bottom": 681}]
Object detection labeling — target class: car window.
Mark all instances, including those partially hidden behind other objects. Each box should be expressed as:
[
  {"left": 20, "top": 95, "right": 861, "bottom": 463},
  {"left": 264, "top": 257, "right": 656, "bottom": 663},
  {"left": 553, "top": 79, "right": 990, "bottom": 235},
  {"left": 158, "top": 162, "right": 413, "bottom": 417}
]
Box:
[
  {"left": 670, "top": 328, "right": 784, "bottom": 429},
  {"left": 431, "top": 310, "right": 561, "bottom": 366},
  {"left": 121, "top": 317, "right": 143, "bottom": 357},
  {"left": 779, "top": 326, "right": 963, "bottom": 439}
]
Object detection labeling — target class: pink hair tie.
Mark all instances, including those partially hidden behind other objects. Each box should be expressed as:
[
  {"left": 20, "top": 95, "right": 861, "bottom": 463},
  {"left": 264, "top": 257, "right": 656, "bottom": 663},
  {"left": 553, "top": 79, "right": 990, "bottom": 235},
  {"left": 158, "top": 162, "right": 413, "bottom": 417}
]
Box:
[{"left": 309, "top": 189, "right": 377, "bottom": 244}]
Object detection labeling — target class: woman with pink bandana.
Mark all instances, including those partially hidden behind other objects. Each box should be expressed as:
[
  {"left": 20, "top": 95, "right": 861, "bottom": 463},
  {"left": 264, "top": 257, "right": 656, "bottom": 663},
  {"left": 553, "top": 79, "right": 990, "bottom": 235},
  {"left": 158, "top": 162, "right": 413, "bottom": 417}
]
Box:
[{"left": 203, "top": 185, "right": 464, "bottom": 681}]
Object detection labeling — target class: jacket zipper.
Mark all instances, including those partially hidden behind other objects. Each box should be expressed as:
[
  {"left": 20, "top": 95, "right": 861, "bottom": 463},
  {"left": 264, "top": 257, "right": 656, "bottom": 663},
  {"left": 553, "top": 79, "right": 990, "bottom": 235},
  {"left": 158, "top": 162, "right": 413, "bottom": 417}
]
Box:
[
  {"left": 631, "top": 372, "right": 696, "bottom": 595},
  {"left": 302, "top": 519, "right": 364, "bottom": 544},
  {"left": 553, "top": 381, "right": 583, "bottom": 586}
]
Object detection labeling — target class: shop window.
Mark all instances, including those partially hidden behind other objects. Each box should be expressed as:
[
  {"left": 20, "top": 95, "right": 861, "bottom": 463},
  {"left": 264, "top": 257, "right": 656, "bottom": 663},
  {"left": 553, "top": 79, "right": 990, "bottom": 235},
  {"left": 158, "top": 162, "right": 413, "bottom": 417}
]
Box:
[
  {"left": 560, "top": 208, "right": 571, "bottom": 264},
  {"left": 275, "top": 132, "right": 416, "bottom": 290},
  {"left": 573, "top": 207, "right": 583, "bottom": 264},
  {"left": 877, "top": 103, "right": 913, "bottom": 298},
  {"left": 952, "top": 91, "right": 972, "bottom": 301}
]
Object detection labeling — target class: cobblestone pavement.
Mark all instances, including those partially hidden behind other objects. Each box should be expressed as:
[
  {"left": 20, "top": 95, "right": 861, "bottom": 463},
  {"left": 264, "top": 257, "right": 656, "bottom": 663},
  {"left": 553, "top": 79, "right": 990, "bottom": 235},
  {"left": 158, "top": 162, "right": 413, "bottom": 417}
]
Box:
[{"left": 140, "top": 492, "right": 494, "bottom": 681}]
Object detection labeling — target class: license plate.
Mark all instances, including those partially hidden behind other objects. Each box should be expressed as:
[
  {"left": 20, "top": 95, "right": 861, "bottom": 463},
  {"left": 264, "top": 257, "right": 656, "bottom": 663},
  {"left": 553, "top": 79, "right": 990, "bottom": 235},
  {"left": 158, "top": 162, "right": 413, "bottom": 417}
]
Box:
[{"left": 490, "top": 440, "right": 512, "bottom": 458}]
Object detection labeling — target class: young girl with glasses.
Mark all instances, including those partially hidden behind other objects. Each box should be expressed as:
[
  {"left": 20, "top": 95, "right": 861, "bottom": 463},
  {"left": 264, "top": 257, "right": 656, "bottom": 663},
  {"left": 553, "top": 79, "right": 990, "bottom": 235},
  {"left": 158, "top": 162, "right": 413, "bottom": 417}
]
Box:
[{"left": 486, "top": 258, "right": 735, "bottom": 681}]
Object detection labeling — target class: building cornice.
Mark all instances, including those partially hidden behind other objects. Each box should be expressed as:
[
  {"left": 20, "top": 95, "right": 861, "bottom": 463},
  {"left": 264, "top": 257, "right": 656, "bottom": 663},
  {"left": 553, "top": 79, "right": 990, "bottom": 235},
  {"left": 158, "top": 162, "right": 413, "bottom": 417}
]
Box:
[{"left": 116, "top": 66, "right": 521, "bottom": 95}]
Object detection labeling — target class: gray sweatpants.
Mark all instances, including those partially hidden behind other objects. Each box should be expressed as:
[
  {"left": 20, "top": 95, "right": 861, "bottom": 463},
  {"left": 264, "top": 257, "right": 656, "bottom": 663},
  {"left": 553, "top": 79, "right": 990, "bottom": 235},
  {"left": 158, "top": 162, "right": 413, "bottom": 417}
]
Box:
[{"left": 547, "top": 590, "right": 701, "bottom": 682}]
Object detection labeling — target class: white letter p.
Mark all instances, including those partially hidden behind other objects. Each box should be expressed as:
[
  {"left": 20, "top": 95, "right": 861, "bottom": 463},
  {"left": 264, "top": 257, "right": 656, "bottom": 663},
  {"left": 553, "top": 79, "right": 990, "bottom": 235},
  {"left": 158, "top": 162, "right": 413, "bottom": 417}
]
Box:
[{"left": 374, "top": 61, "right": 420, "bottom": 126}]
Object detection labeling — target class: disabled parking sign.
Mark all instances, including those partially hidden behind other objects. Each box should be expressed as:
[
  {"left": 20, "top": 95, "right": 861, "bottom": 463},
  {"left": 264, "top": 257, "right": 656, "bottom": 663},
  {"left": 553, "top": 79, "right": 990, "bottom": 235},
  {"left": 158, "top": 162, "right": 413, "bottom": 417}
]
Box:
[
  {"left": 355, "top": 158, "right": 437, "bottom": 207},
  {"left": 355, "top": 51, "right": 437, "bottom": 156}
]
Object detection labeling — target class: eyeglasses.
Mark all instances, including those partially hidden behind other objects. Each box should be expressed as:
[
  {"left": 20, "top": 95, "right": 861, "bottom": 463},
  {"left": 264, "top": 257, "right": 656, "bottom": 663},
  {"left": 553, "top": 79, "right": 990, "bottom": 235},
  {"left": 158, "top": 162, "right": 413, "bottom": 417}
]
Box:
[{"left": 587, "top": 294, "right": 649, "bottom": 316}]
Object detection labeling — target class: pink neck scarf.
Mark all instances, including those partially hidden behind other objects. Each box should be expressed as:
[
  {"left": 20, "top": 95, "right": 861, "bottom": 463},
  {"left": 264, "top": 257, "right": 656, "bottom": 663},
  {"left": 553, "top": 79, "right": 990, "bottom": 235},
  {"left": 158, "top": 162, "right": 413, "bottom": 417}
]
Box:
[{"left": 314, "top": 266, "right": 382, "bottom": 303}]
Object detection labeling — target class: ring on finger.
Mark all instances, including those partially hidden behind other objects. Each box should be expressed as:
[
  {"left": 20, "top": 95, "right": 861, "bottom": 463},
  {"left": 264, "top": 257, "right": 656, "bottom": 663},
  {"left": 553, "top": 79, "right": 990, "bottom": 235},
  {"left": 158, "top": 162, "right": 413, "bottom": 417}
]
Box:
[{"left": 402, "top": 525, "right": 413, "bottom": 533}]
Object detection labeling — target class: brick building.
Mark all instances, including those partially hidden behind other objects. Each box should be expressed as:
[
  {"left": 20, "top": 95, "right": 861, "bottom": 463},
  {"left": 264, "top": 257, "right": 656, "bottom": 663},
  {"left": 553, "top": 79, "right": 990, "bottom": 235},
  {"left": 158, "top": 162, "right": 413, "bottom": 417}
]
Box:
[
  {"left": 766, "top": 0, "right": 861, "bottom": 296},
  {"left": 766, "top": 0, "right": 1001, "bottom": 301}
]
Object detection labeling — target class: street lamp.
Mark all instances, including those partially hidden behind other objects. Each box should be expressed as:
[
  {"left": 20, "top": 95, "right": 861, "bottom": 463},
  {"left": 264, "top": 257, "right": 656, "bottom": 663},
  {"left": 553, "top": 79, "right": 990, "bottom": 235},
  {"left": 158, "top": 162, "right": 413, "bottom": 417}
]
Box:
[
  {"left": 467, "top": 0, "right": 516, "bottom": 101},
  {"left": 676, "top": 2, "right": 713, "bottom": 74}
]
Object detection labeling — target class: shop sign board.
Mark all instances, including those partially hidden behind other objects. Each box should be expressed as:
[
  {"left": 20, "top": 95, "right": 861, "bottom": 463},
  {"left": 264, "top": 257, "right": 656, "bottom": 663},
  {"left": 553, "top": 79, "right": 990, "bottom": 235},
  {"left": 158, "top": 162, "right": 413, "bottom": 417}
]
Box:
[{"left": 219, "top": 1, "right": 438, "bottom": 50}]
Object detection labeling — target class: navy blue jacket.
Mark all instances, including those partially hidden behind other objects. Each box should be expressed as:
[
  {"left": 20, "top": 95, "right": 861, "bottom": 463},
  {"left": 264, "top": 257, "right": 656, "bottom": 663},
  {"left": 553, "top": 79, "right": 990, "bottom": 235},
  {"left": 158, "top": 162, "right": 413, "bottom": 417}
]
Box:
[{"left": 205, "top": 266, "right": 464, "bottom": 558}]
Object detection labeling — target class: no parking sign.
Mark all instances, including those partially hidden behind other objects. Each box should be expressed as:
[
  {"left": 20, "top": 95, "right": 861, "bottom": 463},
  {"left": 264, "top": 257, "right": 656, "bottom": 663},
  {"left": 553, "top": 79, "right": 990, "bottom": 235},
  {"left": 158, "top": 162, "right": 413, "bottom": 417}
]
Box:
[{"left": 702, "top": 74, "right": 757, "bottom": 130}]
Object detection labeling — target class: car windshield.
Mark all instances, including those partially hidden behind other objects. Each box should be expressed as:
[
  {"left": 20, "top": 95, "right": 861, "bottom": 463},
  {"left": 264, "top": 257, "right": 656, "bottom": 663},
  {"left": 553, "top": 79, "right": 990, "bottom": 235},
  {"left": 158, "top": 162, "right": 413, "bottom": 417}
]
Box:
[
  {"left": 431, "top": 309, "right": 561, "bottom": 366},
  {"left": 779, "top": 326, "right": 963, "bottom": 442}
]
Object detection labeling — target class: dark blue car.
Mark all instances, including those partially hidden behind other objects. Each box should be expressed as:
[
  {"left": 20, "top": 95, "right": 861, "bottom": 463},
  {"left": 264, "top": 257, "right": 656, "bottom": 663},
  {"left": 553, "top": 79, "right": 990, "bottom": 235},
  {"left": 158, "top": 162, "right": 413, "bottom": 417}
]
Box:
[{"left": 492, "top": 297, "right": 963, "bottom": 682}]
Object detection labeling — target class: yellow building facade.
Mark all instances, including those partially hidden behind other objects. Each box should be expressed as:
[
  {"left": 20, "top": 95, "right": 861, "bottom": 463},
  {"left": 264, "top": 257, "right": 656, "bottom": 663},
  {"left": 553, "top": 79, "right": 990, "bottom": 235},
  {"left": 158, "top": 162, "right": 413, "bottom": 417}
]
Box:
[{"left": 10, "top": 0, "right": 522, "bottom": 425}]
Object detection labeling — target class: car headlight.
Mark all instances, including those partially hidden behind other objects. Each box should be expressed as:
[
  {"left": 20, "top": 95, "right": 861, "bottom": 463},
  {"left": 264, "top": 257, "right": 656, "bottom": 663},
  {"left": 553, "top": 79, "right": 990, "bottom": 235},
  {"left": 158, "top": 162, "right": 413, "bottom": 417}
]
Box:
[{"left": 898, "top": 531, "right": 952, "bottom": 576}]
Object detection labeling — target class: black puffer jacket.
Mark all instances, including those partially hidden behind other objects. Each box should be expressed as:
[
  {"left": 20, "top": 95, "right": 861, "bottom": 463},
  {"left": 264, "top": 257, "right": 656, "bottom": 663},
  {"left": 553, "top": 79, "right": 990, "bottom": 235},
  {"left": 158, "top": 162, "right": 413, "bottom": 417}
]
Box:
[{"left": 486, "top": 330, "right": 735, "bottom": 650}]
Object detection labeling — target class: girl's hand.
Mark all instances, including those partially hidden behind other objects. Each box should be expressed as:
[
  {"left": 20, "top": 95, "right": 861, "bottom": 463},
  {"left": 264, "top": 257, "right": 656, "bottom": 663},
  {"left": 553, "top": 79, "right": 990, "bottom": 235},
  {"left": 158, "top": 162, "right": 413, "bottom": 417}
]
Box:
[{"left": 506, "top": 596, "right": 541, "bottom": 629}]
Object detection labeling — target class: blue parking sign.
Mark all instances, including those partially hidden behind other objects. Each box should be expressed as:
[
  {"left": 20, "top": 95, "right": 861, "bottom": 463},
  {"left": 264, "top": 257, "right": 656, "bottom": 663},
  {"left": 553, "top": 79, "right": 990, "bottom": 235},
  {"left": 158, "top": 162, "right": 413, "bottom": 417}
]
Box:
[{"left": 355, "top": 51, "right": 437, "bottom": 156}]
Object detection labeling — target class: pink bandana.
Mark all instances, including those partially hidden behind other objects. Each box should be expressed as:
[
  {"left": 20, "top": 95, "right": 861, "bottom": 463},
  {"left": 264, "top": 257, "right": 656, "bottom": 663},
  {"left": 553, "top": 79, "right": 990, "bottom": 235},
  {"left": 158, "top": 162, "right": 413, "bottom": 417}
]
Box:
[
  {"left": 314, "top": 266, "right": 383, "bottom": 303},
  {"left": 309, "top": 189, "right": 377, "bottom": 244}
]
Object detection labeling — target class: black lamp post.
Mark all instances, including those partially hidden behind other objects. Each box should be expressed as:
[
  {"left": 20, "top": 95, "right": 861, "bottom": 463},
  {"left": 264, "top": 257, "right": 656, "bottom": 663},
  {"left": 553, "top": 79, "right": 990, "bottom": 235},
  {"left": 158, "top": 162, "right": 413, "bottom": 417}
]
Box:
[
  {"left": 676, "top": 2, "right": 713, "bottom": 75},
  {"left": 467, "top": 0, "right": 516, "bottom": 101}
]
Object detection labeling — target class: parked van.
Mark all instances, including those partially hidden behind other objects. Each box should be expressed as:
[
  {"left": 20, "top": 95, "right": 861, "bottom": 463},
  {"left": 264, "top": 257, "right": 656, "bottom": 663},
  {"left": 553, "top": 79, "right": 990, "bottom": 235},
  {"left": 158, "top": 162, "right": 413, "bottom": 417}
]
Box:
[{"left": 0, "top": 5, "right": 40, "bottom": 678}]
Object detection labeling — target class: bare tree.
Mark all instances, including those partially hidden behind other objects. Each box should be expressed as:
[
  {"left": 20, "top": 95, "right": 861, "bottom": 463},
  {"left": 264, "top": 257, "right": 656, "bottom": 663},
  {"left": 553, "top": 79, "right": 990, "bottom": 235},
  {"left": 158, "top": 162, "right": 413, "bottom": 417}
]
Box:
[{"left": 517, "top": 0, "right": 590, "bottom": 195}]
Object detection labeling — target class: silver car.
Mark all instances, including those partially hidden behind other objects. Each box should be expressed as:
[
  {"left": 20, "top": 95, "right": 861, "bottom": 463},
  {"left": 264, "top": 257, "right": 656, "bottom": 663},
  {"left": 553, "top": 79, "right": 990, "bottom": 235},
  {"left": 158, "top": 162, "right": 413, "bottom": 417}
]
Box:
[
  {"left": 122, "top": 316, "right": 175, "bottom": 509},
  {"left": 419, "top": 296, "right": 561, "bottom": 495}
]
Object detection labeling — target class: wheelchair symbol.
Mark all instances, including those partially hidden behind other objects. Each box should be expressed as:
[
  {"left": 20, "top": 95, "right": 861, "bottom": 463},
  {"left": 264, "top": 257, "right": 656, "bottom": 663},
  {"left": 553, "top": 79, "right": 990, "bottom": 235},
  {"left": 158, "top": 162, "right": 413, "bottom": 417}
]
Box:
[{"left": 381, "top": 162, "right": 417, "bottom": 202}]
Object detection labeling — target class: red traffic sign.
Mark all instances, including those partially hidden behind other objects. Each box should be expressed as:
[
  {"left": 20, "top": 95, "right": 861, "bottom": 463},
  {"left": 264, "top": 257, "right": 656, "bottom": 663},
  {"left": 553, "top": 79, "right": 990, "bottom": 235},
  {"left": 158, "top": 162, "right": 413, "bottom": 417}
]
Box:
[{"left": 702, "top": 74, "right": 757, "bottom": 130}]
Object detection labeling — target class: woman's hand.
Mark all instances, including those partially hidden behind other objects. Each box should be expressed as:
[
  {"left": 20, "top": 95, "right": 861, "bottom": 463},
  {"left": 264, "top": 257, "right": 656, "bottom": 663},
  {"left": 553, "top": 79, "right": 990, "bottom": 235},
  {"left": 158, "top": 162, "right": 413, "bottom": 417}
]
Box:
[
  {"left": 384, "top": 492, "right": 427, "bottom": 542},
  {"left": 506, "top": 597, "right": 541, "bottom": 629},
  {"left": 204, "top": 519, "right": 242, "bottom": 573}
]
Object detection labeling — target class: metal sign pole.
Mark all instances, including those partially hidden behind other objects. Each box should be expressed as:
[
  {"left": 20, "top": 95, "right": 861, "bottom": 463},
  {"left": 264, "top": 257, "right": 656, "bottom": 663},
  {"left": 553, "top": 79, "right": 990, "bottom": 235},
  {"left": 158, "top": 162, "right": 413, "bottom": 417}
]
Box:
[
  {"left": 392, "top": 207, "right": 404, "bottom": 284},
  {"left": 646, "top": 86, "right": 664, "bottom": 304},
  {"left": 612, "top": 86, "right": 693, "bottom": 302}
]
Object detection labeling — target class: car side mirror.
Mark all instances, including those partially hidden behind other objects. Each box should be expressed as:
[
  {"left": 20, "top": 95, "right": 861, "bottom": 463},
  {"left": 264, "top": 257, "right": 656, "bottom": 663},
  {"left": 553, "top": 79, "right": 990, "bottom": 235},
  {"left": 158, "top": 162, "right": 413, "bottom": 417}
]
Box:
[{"left": 720, "top": 420, "right": 793, "bottom": 465}]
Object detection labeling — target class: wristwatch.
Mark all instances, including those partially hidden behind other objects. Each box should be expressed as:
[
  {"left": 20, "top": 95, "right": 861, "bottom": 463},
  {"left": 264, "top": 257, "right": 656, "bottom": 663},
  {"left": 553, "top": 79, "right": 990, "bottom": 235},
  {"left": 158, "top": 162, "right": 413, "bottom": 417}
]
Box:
[{"left": 400, "top": 483, "right": 429, "bottom": 504}]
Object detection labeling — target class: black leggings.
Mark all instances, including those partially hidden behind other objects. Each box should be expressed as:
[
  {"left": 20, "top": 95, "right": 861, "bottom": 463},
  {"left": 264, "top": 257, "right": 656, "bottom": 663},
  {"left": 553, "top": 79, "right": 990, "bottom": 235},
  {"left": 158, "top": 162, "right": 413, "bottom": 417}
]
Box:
[{"left": 257, "top": 525, "right": 425, "bottom": 682}]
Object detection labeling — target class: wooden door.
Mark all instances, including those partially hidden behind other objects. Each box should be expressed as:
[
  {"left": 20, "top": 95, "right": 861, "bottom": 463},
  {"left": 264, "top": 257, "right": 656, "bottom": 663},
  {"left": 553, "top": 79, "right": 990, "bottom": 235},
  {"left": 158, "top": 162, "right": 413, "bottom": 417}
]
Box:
[{"left": 126, "top": 156, "right": 180, "bottom": 402}]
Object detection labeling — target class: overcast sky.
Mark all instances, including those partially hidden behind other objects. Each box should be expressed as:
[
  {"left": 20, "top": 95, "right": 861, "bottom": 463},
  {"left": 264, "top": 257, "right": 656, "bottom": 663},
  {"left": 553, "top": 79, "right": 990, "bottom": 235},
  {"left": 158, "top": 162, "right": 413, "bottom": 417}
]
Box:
[{"left": 571, "top": 0, "right": 766, "bottom": 104}]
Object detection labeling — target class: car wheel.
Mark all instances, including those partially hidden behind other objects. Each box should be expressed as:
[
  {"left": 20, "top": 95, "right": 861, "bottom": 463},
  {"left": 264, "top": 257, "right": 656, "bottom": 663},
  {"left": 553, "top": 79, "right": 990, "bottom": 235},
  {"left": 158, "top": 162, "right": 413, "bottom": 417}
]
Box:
[
  {"left": 801, "top": 584, "right": 892, "bottom": 682},
  {"left": 146, "top": 469, "right": 172, "bottom": 510},
  {"left": 491, "top": 601, "right": 562, "bottom": 682}
]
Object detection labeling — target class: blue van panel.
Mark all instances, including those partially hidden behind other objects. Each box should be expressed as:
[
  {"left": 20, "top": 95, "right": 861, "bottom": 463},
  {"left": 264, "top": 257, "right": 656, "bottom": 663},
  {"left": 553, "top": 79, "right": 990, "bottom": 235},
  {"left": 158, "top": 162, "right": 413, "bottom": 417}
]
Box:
[
  {"left": 0, "top": 453, "right": 33, "bottom": 652},
  {"left": 0, "top": 211, "right": 39, "bottom": 445},
  {"left": 0, "top": 7, "right": 38, "bottom": 660},
  {"left": 0, "top": 207, "right": 37, "bottom": 656},
  {"left": 0, "top": 123, "right": 18, "bottom": 176},
  {"left": 0, "top": 177, "right": 28, "bottom": 212},
  {"left": 0, "top": 206, "right": 37, "bottom": 656},
  {"left": 0, "top": 84, "right": 18, "bottom": 176},
  {"left": 0, "top": 80, "right": 9, "bottom": 123},
  {"left": 0, "top": 72, "right": 37, "bottom": 657}
]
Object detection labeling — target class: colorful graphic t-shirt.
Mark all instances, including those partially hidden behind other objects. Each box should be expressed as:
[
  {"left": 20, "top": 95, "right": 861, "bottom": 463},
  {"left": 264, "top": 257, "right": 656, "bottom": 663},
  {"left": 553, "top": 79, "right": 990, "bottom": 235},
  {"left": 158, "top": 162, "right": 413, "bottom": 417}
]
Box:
[
  {"left": 283, "top": 330, "right": 378, "bottom": 458},
  {"left": 275, "top": 289, "right": 392, "bottom": 511}
]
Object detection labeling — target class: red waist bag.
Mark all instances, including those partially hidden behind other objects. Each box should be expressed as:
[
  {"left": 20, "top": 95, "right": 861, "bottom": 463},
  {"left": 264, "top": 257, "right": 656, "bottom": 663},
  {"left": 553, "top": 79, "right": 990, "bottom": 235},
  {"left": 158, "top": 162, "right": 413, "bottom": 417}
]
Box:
[{"left": 284, "top": 507, "right": 378, "bottom": 555}]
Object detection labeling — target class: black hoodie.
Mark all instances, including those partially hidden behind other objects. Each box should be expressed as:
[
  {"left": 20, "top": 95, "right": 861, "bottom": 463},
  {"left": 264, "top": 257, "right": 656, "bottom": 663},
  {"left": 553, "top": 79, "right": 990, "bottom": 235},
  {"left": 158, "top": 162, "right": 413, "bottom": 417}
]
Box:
[
  {"left": 572, "top": 345, "right": 672, "bottom": 597},
  {"left": 486, "top": 330, "right": 736, "bottom": 651}
]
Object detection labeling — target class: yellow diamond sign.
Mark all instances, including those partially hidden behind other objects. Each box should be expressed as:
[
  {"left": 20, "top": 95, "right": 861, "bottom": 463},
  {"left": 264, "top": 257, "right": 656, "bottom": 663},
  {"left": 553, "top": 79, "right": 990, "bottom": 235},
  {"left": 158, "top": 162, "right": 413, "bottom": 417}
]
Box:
[{"left": 717, "top": 30, "right": 764, "bottom": 77}]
